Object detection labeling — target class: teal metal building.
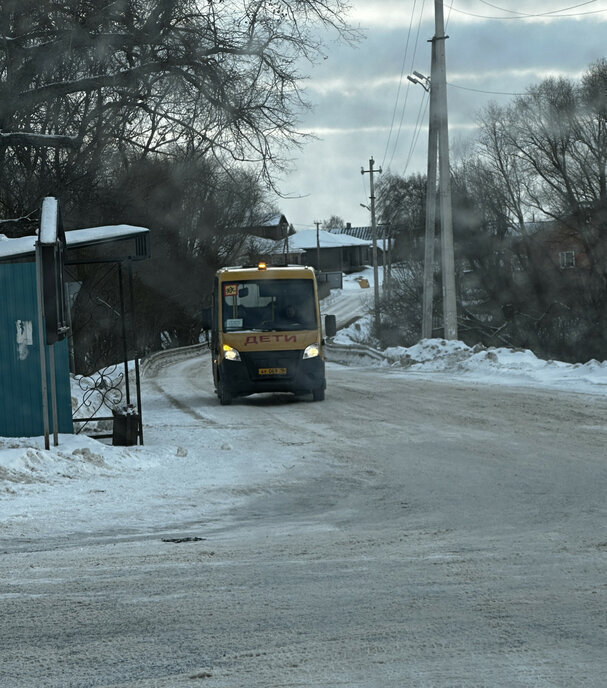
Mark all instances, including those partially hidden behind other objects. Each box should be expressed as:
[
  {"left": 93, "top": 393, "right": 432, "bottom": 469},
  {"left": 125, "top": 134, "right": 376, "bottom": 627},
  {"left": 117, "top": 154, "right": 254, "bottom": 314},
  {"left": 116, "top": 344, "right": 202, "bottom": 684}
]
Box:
[
  {"left": 0, "top": 262, "right": 73, "bottom": 437},
  {"left": 1, "top": 219, "right": 149, "bottom": 441}
]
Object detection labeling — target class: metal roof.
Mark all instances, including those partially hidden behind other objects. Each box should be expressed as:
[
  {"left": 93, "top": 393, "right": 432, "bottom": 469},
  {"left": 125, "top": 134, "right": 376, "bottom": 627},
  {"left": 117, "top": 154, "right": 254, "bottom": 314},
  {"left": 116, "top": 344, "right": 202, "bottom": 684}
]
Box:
[
  {"left": 289, "top": 229, "right": 371, "bottom": 250},
  {"left": 327, "top": 226, "right": 389, "bottom": 241}
]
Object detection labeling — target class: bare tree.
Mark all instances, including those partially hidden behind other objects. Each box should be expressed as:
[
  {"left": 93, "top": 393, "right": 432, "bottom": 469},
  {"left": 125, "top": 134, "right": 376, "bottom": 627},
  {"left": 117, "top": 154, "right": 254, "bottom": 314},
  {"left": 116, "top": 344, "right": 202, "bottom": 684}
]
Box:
[
  {"left": 321, "top": 215, "right": 344, "bottom": 230},
  {"left": 0, "top": 0, "right": 359, "bottom": 225},
  {"left": 376, "top": 172, "right": 426, "bottom": 260},
  {"left": 473, "top": 104, "right": 530, "bottom": 234},
  {"left": 575, "top": 59, "right": 607, "bottom": 206},
  {"left": 70, "top": 151, "right": 278, "bottom": 361},
  {"left": 449, "top": 64, "right": 607, "bottom": 360},
  {"left": 475, "top": 73, "right": 607, "bottom": 222}
]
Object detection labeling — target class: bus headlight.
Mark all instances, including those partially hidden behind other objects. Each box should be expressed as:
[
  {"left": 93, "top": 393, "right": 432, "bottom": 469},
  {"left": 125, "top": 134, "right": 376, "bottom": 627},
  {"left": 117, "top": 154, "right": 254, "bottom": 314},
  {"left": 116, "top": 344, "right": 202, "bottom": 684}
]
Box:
[
  {"left": 303, "top": 343, "right": 320, "bottom": 359},
  {"left": 222, "top": 344, "right": 241, "bottom": 361}
]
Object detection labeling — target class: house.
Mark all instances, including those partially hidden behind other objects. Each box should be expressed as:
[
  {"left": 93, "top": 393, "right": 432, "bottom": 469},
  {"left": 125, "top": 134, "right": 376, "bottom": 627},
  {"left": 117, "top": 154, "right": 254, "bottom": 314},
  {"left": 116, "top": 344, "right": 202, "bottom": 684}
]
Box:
[
  {"left": 521, "top": 221, "right": 592, "bottom": 272},
  {"left": 246, "top": 213, "right": 293, "bottom": 241},
  {"left": 287, "top": 228, "right": 371, "bottom": 273},
  {"left": 237, "top": 234, "right": 305, "bottom": 266},
  {"left": 327, "top": 222, "right": 393, "bottom": 264},
  {"left": 233, "top": 213, "right": 301, "bottom": 264},
  {"left": 505, "top": 215, "right": 607, "bottom": 295},
  {"left": 234, "top": 226, "right": 372, "bottom": 274}
]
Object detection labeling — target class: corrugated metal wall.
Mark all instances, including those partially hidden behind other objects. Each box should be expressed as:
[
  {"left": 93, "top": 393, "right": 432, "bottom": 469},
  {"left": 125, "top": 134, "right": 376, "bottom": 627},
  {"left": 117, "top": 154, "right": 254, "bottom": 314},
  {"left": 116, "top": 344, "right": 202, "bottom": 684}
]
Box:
[{"left": 0, "top": 262, "right": 73, "bottom": 437}]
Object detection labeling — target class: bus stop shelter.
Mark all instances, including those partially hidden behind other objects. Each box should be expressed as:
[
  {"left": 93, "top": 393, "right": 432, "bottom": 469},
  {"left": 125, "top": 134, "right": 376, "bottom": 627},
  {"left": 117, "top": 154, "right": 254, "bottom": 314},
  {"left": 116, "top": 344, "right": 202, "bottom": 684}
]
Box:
[{"left": 0, "top": 214, "right": 149, "bottom": 443}]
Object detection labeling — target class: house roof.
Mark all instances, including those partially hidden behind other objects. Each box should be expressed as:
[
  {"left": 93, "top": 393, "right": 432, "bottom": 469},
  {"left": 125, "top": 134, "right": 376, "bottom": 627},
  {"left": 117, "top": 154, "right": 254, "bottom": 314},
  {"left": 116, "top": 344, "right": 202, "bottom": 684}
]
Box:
[
  {"left": 327, "top": 225, "right": 389, "bottom": 241},
  {"left": 258, "top": 213, "right": 288, "bottom": 228},
  {"left": 0, "top": 224, "right": 149, "bottom": 261},
  {"left": 241, "top": 235, "right": 304, "bottom": 254},
  {"left": 289, "top": 228, "right": 371, "bottom": 250}
]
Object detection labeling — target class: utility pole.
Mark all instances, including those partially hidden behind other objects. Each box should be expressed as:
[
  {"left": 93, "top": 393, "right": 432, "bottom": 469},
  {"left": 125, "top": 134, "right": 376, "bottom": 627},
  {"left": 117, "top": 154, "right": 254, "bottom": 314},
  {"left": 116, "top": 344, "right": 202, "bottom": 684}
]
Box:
[
  {"left": 434, "top": 0, "right": 457, "bottom": 339},
  {"left": 422, "top": 76, "right": 438, "bottom": 340},
  {"left": 408, "top": 0, "right": 458, "bottom": 340},
  {"left": 361, "top": 157, "right": 382, "bottom": 332},
  {"left": 314, "top": 220, "right": 321, "bottom": 272}
]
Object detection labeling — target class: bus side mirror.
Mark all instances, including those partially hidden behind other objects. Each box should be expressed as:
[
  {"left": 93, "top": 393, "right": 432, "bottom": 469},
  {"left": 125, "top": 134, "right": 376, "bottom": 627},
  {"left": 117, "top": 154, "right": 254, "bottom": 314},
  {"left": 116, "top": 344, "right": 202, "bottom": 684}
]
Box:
[
  {"left": 324, "top": 314, "right": 337, "bottom": 338},
  {"left": 201, "top": 306, "right": 212, "bottom": 331}
]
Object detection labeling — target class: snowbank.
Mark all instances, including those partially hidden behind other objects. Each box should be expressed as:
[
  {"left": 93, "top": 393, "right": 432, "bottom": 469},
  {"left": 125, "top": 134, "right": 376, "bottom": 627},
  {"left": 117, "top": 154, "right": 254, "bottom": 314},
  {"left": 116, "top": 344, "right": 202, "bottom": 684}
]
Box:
[
  {"left": 0, "top": 434, "right": 139, "bottom": 491},
  {"left": 332, "top": 314, "right": 607, "bottom": 396}
]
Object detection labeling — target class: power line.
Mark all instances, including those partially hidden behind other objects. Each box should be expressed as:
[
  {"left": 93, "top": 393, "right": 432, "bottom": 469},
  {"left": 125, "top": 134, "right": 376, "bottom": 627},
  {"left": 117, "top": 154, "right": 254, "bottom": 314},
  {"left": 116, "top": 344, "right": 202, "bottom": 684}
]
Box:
[
  {"left": 360, "top": 168, "right": 370, "bottom": 206},
  {"left": 449, "top": 1, "right": 606, "bottom": 20},
  {"left": 447, "top": 81, "right": 526, "bottom": 96},
  {"left": 403, "top": 90, "right": 430, "bottom": 176},
  {"left": 399, "top": 1, "right": 452, "bottom": 177},
  {"left": 384, "top": 1, "right": 454, "bottom": 175},
  {"left": 382, "top": 0, "right": 426, "bottom": 170},
  {"left": 386, "top": 1, "right": 427, "bottom": 169},
  {"left": 477, "top": 0, "right": 598, "bottom": 16},
  {"left": 381, "top": 0, "right": 418, "bottom": 168}
]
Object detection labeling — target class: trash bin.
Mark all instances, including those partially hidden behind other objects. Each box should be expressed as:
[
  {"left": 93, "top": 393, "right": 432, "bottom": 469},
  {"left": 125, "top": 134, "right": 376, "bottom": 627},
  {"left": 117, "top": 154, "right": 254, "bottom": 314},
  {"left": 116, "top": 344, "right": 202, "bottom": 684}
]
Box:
[{"left": 112, "top": 404, "right": 139, "bottom": 446}]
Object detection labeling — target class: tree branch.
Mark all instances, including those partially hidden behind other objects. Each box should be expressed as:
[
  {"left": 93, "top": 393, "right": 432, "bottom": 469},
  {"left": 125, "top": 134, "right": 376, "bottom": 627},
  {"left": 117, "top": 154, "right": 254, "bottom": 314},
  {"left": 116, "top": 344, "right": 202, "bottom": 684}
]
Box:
[{"left": 0, "top": 131, "right": 79, "bottom": 148}]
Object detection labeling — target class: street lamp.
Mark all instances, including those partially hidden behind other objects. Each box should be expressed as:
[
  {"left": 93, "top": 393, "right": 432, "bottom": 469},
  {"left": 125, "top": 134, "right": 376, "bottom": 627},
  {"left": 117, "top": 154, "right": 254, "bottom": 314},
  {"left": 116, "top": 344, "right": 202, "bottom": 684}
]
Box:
[{"left": 407, "top": 71, "right": 430, "bottom": 92}]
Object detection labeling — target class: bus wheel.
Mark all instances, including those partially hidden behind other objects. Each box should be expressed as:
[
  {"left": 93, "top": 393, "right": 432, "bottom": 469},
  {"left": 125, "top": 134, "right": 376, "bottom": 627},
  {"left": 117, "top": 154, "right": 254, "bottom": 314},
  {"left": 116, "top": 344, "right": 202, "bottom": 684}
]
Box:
[
  {"left": 312, "top": 387, "right": 325, "bottom": 402},
  {"left": 218, "top": 381, "right": 233, "bottom": 405}
]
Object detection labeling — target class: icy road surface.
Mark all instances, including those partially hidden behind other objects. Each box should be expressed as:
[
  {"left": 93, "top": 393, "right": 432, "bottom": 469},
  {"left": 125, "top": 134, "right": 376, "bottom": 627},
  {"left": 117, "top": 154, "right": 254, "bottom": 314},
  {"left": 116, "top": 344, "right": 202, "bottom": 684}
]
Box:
[{"left": 2, "top": 352, "right": 607, "bottom": 687}]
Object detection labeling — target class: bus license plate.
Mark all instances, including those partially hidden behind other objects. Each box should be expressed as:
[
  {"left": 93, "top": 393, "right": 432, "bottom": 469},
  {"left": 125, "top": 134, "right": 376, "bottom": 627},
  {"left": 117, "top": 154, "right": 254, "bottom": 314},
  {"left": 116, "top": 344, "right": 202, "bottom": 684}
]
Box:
[{"left": 259, "top": 367, "right": 287, "bottom": 375}]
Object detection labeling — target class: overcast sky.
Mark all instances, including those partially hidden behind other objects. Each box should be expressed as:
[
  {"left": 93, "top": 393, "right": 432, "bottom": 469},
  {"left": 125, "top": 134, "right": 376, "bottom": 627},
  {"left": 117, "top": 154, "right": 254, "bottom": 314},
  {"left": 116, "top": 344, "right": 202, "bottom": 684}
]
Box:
[{"left": 277, "top": 0, "right": 607, "bottom": 231}]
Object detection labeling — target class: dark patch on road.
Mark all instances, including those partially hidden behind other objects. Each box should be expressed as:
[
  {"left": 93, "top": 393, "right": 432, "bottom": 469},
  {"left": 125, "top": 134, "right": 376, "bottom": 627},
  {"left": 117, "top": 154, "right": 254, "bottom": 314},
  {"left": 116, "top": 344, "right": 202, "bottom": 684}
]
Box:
[
  {"left": 161, "top": 536, "right": 206, "bottom": 543},
  {"left": 151, "top": 381, "right": 219, "bottom": 424}
]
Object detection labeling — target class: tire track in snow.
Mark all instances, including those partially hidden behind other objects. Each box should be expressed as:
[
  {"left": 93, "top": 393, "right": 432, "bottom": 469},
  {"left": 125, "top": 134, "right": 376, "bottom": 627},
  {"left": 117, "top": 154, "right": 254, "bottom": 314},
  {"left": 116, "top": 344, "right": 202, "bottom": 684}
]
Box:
[{"left": 150, "top": 380, "right": 219, "bottom": 426}]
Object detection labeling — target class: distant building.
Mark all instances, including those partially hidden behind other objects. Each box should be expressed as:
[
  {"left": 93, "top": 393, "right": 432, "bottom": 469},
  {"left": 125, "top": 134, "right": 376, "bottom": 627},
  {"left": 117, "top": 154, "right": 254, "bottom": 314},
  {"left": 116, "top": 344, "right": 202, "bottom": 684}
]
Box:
[
  {"left": 238, "top": 234, "right": 304, "bottom": 266},
  {"left": 246, "top": 213, "right": 293, "bottom": 241},
  {"left": 327, "top": 222, "right": 393, "bottom": 264},
  {"left": 236, "top": 216, "right": 373, "bottom": 272},
  {"left": 287, "top": 228, "right": 371, "bottom": 273}
]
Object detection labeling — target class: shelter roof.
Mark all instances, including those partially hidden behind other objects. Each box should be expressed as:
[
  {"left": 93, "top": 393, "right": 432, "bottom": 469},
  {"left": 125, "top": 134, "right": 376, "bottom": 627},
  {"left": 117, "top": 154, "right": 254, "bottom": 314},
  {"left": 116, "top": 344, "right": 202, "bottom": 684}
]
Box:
[{"left": 0, "top": 225, "right": 149, "bottom": 262}]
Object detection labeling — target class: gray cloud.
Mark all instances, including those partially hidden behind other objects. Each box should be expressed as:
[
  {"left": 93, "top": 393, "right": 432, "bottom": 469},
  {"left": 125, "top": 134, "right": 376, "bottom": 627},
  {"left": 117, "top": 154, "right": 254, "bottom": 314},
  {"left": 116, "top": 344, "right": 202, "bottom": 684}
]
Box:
[{"left": 280, "top": 7, "right": 607, "bottom": 230}]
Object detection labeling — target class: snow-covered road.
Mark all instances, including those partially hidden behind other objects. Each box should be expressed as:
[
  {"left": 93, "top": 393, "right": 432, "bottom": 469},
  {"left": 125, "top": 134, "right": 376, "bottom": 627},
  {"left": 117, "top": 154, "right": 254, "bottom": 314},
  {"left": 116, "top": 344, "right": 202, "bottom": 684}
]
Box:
[
  {"left": 2, "top": 350, "right": 607, "bottom": 687},
  {"left": 321, "top": 288, "right": 370, "bottom": 329}
]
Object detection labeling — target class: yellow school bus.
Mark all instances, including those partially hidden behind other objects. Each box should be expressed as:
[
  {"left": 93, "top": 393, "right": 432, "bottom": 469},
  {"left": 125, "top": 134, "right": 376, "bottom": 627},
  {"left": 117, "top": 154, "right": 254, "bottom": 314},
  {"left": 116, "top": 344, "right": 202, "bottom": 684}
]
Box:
[{"left": 203, "top": 263, "right": 336, "bottom": 405}]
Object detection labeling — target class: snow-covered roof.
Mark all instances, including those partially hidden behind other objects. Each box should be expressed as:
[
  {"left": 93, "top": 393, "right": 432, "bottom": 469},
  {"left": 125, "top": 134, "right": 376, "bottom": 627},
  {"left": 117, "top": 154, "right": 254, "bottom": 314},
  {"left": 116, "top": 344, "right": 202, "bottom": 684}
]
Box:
[
  {"left": 242, "top": 235, "right": 304, "bottom": 254},
  {"left": 289, "top": 229, "right": 371, "bottom": 250},
  {"left": 243, "top": 236, "right": 303, "bottom": 256},
  {"left": 259, "top": 213, "right": 288, "bottom": 228},
  {"left": 39, "top": 198, "right": 60, "bottom": 245},
  {"left": 0, "top": 224, "right": 149, "bottom": 260}
]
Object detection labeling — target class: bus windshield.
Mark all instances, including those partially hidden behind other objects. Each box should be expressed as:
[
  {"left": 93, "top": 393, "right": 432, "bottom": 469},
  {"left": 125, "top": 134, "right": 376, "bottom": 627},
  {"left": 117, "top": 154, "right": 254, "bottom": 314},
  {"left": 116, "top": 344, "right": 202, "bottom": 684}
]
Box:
[{"left": 221, "top": 278, "right": 317, "bottom": 332}]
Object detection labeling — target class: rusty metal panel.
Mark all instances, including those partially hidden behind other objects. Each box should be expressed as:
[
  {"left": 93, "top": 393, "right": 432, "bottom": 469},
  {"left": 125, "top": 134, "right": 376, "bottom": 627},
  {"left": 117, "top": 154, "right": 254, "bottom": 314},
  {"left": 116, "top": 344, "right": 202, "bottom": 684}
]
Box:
[{"left": 0, "top": 262, "right": 73, "bottom": 437}]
